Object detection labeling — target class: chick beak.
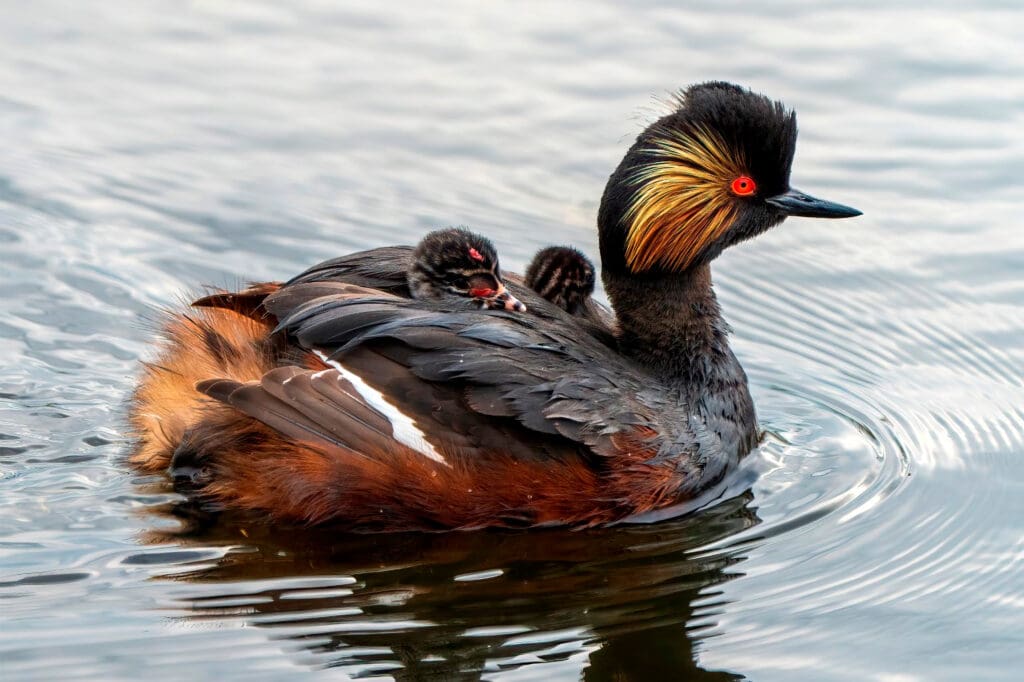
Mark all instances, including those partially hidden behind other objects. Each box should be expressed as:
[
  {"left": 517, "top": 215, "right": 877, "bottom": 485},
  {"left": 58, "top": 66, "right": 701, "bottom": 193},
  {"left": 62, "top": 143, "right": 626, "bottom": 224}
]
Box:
[
  {"left": 489, "top": 283, "right": 527, "bottom": 312},
  {"left": 766, "top": 188, "right": 862, "bottom": 219}
]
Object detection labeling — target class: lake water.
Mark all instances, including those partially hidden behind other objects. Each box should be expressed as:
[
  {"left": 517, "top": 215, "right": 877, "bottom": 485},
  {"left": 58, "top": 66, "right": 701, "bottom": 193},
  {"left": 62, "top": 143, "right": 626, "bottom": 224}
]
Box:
[{"left": 2, "top": 2, "right": 1022, "bottom": 680}]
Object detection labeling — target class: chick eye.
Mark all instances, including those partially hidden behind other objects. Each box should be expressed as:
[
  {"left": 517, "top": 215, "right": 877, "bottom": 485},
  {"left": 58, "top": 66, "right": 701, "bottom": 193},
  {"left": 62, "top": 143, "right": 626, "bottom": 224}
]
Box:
[
  {"left": 448, "top": 276, "right": 469, "bottom": 289},
  {"left": 731, "top": 176, "right": 756, "bottom": 196},
  {"left": 467, "top": 273, "right": 499, "bottom": 292}
]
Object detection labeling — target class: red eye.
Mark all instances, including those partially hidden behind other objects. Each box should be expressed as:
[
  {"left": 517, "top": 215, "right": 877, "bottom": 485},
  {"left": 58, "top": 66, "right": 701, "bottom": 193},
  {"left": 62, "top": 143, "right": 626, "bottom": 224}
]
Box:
[
  {"left": 469, "top": 288, "right": 495, "bottom": 298},
  {"left": 731, "top": 176, "right": 756, "bottom": 196}
]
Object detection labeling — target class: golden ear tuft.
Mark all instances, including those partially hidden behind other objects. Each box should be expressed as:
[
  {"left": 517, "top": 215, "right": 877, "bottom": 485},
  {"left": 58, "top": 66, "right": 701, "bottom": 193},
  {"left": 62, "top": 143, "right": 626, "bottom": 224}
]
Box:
[{"left": 624, "top": 126, "right": 746, "bottom": 272}]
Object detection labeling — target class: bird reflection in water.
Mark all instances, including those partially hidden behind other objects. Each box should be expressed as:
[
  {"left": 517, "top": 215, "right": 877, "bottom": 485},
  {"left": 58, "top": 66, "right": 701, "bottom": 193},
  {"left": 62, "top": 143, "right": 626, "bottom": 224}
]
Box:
[{"left": 143, "top": 492, "right": 756, "bottom": 681}]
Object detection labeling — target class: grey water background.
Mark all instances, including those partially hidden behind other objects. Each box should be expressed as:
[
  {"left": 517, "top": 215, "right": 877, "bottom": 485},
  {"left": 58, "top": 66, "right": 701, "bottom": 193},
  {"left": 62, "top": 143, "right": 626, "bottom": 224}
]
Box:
[{"left": 2, "top": 1, "right": 1022, "bottom": 680}]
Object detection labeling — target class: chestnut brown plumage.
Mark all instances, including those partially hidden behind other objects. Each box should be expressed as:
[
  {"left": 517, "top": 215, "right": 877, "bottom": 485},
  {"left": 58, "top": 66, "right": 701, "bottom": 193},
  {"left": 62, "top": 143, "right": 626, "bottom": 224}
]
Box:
[{"left": 130, "top": 82, "right": 860, "bottom": 530}]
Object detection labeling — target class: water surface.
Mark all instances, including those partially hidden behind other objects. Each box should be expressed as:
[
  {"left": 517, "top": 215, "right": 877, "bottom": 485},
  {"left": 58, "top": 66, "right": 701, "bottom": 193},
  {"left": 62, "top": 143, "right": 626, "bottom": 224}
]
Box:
[{"left": 2, "top": 2, "right": 1023, "bottom": 680}]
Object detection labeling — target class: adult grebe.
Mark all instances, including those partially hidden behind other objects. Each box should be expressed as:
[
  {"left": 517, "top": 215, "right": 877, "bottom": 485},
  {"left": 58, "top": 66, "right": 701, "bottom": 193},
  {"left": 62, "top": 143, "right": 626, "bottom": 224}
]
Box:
[{"left": 129, "top": 82, "right": 859, "bottom": 530}]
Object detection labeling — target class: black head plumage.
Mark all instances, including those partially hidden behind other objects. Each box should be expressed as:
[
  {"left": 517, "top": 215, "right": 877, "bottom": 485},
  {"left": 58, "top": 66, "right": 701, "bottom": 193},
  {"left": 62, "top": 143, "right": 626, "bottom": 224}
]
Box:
[
  {"left": 598, "top": 82, "right": 802, "bottom": 275},
  {"left": 669, "top": 82, "right": 797, "bottom": 198},
  {"left": 408, "top": 228, "right": 526, "bottom": 311}
]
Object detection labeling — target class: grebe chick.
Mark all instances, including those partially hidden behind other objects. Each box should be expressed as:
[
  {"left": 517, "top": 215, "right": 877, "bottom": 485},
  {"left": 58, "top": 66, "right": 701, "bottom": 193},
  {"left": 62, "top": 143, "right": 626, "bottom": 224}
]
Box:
[
  {"left": 524, "top": 246, "right": 596, "bottom": 315},
  {"left": 409, "top": 228, "right": 526, "bottom": 312}
]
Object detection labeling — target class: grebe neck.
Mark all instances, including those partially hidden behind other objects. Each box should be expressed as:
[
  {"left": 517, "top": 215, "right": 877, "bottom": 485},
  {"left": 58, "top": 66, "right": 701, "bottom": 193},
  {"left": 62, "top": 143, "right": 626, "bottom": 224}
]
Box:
[{"left": 605, "top": 264, "right": 735, "bottom": 391}]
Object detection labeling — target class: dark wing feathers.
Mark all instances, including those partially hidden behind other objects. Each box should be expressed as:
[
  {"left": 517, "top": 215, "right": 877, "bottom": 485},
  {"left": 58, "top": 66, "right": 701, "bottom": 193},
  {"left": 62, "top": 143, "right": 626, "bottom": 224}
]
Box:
[
  {"left": 199, "top": 377, "right": 246, "bottom": 403},
  {"left": 455, "top": 319, "right": 538, "bottom": 347},
  {"left": 285, "top": 246, "right": 414, "bottom": 294},
  {"left": 464, "top": 385, "right": 517, "bottom": 417},
  {"left": 191, "top": 281, "right": 282, "bottom": 319},
  {"left": 197, "top": 373, "right": 354, "bottom": 453},
  {"left": 258, "top": 281, "right": 699, "bottom": 466},
  {"left": 191, "top": 246, "right": 698, "bottom": 471},
  {"left": 197, "top": 366, "right": 399, "bottom": 459},
  {"left": 262, "top": 282, "right": 385, "bottom": 324}
]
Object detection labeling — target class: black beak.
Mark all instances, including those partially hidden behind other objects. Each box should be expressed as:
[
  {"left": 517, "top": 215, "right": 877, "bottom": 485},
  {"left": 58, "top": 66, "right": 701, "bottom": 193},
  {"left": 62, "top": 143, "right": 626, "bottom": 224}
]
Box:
[{"left": 766, "top": 188, "right": 861, "bottom": 219}]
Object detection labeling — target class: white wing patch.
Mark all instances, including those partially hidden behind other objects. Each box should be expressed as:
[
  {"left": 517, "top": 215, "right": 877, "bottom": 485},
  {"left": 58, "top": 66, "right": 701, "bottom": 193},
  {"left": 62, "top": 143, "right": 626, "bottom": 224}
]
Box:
[{"left": 313, "top": 350, "right": 448, "bottom": 465}]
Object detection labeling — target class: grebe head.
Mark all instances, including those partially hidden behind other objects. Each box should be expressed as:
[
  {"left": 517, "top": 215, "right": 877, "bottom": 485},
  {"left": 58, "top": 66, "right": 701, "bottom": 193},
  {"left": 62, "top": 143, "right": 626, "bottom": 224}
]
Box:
[
  {"left": 598, "top": 81, "right": 860, "bottom": 276},
  {"left": 409, "top": 228, "right": 526, "bottom": 311},
  {"left": 525, "top": 246, "right": 596, "bottom": 315}
]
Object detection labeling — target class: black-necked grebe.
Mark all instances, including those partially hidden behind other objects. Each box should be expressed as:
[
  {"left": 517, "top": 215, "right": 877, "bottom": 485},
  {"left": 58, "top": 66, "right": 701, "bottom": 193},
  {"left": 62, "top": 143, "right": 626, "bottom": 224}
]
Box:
[{"left": 129, "top": 82, "right": 860, "bottom": 530}]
